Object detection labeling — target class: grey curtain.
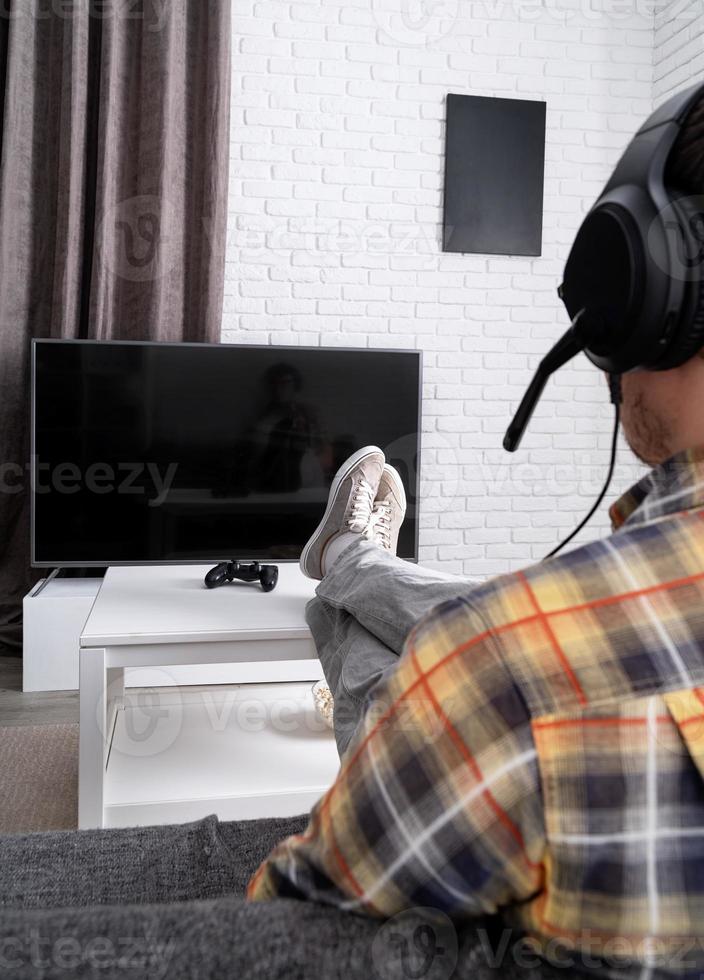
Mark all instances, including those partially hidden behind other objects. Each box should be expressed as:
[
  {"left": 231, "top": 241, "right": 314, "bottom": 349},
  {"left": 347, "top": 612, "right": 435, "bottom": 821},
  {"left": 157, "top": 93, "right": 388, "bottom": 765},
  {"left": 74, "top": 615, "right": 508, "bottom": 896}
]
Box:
[{"left": 0, "top": 0, "right": 231, "bottom": 654}]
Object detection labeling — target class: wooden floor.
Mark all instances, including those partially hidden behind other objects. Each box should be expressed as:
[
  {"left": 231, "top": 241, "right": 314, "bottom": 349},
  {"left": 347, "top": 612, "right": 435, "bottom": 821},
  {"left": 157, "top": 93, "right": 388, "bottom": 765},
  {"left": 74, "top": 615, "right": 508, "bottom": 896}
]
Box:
[{"left": 0, "top": 657, "right": 78, "bottom": 727}]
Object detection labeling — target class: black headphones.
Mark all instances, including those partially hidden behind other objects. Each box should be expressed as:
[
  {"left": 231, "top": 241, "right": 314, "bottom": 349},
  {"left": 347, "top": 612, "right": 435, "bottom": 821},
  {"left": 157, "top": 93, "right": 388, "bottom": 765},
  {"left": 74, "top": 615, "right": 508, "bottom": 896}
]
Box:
[{"left": 505, "top": 80, "right": 704, "bottom": 454}]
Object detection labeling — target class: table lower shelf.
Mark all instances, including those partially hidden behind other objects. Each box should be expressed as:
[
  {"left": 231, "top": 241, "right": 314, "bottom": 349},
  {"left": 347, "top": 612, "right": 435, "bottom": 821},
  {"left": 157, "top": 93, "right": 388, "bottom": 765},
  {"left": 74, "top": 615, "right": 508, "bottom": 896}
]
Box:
[{"left": 103, "top": 682, "right": 340, "bottom": 828}]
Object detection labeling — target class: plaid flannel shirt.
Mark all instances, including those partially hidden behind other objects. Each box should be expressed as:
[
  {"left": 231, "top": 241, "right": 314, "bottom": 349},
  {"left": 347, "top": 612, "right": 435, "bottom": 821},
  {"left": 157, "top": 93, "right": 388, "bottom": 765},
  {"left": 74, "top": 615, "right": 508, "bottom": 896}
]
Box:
[{"left": 247, "top": 448, "right": 704, "bottom": 978}]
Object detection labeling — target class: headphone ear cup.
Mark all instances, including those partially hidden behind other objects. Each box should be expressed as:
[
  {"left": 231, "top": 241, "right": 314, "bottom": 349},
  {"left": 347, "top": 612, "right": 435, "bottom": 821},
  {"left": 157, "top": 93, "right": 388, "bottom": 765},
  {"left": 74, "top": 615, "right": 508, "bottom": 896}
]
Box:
[
  {"left": 682, "top": 273, "right": 704, "bottom": 364},
  {"left": 654, "top": 194, "right": 704, "bottom": 369},
  {"left": 561, "top": 198, "right": 668, "bottom": 374},
  {"left": 688, "top": 250, "right": 704, "bottom": 358}
]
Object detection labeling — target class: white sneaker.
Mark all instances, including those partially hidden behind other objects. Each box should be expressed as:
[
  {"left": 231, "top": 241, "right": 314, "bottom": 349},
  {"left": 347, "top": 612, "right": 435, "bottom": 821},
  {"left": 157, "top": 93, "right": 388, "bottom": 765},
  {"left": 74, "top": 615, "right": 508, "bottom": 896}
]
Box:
[
  {"left": 299, "top": 446, "right": 385, "bottom": 580},
  {"left": 368, "top": 463, "right": 407, "bottom": 556}
]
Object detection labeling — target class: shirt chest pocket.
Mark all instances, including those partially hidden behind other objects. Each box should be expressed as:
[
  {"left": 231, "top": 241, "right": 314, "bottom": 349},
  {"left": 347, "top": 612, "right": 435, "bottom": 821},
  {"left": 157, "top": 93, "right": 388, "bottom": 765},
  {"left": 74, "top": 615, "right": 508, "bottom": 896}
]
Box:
[{"left": 531, "top": 696, "right": 700, "bottom": 943}]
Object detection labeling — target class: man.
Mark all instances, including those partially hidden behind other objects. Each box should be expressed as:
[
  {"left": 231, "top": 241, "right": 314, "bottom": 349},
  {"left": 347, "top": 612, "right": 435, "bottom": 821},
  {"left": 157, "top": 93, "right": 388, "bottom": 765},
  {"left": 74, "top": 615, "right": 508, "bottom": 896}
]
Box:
[{"left": 247, "top": 99, "right": 704, "bottom": 977}]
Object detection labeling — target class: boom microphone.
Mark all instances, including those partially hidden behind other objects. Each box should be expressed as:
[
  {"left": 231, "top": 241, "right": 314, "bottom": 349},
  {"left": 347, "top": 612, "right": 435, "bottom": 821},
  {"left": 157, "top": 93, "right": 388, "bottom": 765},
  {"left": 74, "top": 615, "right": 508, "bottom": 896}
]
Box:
[
  {"left": 502, "top": 305, "right": 621, "bottom": 560},
  {"left": 503, "top": 309, "right": 596, "bottom": 453}
]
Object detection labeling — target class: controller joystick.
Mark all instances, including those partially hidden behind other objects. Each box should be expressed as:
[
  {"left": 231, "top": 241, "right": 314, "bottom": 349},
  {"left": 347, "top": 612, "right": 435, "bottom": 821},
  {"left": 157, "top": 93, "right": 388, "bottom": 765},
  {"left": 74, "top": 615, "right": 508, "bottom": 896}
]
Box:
[{"left": 204, "top": 561, "right": 279, "bottom": 593}]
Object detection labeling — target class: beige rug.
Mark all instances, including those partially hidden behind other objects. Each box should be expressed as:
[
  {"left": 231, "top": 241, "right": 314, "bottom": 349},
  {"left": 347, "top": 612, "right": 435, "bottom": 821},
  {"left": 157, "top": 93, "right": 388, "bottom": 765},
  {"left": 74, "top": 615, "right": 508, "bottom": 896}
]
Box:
[{"left": 0, "top": 724, "right": 78, "bottom": 833}]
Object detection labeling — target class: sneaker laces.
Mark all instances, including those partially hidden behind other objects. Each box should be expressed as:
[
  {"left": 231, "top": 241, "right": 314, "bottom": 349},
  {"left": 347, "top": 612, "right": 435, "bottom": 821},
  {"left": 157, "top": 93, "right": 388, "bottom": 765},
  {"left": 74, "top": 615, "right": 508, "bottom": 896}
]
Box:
[
  {"left": 346, "top": 478, "right": 376, "bottom": 533},
  {"left": 368, "top": 498, "right": 392, "bottom": 549}
]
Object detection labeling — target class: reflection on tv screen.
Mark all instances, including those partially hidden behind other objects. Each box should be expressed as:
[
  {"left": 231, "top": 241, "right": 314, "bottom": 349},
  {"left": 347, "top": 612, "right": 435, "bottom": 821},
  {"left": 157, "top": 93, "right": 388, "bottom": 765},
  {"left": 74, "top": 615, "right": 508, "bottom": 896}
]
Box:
[{"left": 33, "top": 342, "right": 422, "bottom": 565}]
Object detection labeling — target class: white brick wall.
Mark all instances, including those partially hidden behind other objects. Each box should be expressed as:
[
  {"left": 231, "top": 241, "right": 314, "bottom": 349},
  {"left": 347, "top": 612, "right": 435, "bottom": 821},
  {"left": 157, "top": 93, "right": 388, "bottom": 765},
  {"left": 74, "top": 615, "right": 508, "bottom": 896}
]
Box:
[
  {"left": 224, "top": 1, "right": 658, "bottom": 576},
  {"left": 655, "top": 1, "right": 704, "bottom": 101}
]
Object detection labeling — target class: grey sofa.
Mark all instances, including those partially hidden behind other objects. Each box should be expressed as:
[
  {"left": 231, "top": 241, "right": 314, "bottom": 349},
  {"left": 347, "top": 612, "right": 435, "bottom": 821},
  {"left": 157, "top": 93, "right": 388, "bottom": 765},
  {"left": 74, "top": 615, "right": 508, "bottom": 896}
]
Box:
[{"left": 0, "top": 814, "right": 581, "bottom": 979}]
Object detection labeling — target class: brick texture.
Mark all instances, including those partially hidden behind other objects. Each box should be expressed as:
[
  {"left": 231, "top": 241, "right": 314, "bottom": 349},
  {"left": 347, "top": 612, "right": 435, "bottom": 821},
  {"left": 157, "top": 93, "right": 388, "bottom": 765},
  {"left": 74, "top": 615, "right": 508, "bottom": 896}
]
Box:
[{"left": 223, "top": 2, "right": 674, "bottom": 576}]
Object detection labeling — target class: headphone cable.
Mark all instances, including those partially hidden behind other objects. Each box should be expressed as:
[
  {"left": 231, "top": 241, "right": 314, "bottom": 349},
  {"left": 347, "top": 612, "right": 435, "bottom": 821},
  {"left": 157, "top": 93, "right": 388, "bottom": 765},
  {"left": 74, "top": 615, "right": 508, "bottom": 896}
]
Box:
[{"left": 544, "top": 374, "right": 622, "bottom": 560}]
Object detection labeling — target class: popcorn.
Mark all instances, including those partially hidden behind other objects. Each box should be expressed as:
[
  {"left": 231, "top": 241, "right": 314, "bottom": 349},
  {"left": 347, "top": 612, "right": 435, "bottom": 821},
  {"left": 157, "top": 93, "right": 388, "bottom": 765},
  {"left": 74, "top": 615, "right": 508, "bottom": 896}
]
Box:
[{"left": 311, "top": 679, "right": 334, "bottom": 729}]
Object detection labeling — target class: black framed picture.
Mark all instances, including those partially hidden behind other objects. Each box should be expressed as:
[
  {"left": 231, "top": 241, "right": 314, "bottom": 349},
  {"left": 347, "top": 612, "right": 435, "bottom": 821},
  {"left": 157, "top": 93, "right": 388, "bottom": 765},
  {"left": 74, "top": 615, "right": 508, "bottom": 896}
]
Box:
[{"left": 443, "top": 93, "right": 546, "bottom": 257}]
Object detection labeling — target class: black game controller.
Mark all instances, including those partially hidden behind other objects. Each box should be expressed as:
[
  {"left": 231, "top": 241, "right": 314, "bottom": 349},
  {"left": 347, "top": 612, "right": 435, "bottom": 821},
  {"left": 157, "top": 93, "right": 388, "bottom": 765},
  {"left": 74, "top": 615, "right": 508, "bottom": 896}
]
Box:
[{"left": 204, "top": 561, "right": 279, "bottom": 593}]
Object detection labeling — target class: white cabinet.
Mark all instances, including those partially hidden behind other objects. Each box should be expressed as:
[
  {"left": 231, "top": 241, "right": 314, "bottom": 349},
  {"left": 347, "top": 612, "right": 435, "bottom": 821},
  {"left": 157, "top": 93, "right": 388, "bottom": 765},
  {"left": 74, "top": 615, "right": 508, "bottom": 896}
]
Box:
[
  {"left": 23, "top": 570, "right": 325, "bottom": 692},
  {"left": 23, "top": 577, "right": 102, "bottom": 692}
]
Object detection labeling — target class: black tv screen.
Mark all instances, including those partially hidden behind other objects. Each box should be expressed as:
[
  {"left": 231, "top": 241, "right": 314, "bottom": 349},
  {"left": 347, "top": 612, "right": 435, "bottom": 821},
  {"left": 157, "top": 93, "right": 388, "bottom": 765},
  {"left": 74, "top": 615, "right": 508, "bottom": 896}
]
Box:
[
  {"left": 32, "top": 341, "right": 422, "bottom": 566},
  {"left": 443, "top": 93, "right": 546, "bottom": 256}
]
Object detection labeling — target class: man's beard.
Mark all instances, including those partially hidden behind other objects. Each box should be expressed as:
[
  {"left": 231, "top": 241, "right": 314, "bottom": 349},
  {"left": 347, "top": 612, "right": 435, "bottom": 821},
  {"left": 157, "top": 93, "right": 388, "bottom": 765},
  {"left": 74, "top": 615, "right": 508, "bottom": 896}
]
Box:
[{"left": 622, "top": 389, "right": 673, "bottom": 467}]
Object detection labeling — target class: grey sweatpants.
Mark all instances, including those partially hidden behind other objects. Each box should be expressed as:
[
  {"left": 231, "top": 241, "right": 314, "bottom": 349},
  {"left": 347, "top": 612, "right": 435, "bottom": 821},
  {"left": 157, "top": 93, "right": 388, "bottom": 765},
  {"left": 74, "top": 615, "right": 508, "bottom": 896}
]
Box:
[{"left": 306, "top": 538, "right": 474, "bottom": 756}]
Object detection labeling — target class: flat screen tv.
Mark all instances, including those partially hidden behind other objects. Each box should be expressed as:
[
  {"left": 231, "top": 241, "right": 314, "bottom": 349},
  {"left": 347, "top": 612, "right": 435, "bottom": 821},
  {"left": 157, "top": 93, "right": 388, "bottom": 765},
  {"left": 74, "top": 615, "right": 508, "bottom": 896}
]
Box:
[
  {"left": 31, "top": 341, "right": 422, "bottom": 566},
  {"left": 443, "top": 93, "right": 546, "bottom": 256}
]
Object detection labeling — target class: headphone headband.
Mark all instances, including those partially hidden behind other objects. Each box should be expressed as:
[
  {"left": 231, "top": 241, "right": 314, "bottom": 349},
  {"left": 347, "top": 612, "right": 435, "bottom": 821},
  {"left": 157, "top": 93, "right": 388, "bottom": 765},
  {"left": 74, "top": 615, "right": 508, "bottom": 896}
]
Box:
[
  {"left": 637, "top": 81, "right": 704, "bottom": 134},
  {"left": 602, "top": 82, "right": 704, "bottom": 200}
]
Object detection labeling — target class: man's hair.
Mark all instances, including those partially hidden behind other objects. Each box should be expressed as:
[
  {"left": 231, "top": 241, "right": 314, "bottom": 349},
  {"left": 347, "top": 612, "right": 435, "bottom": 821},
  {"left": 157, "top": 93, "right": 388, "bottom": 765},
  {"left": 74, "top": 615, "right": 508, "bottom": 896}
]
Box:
[{"left": 667, "top": 91, "right": 704, "bottom": 191}]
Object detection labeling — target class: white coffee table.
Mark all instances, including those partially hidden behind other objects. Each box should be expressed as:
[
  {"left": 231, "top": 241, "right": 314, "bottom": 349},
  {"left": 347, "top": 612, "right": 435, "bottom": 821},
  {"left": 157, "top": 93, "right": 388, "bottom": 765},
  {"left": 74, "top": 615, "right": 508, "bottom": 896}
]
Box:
[{"left": 78, "top": 564, "right": 340, "bottom": 829}]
